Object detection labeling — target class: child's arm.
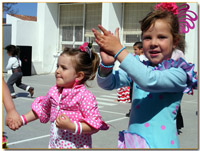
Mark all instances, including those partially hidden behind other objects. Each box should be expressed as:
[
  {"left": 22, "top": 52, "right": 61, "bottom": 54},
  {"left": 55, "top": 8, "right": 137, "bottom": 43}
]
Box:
[
  {"left": 93, "top": 25, "right": 190, "bottom": 93},
  {"left": 79, "top": 122, "right": 99, "bottom": 134},
  {"left": 3, "top": 79, "right": 22, "bottom": 130},
  {"left": 23, "top": 110, "right": 39, "bottom": 124},
  {"left": 8, "top": 110, "right": 38, "bottom": 131},
  {"left": 56, "top": 114, "right": 98, "bottom": 134}
]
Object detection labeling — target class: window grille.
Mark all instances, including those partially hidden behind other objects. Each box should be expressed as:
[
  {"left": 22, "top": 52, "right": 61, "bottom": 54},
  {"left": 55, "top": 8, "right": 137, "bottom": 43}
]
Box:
[
  {"left": 85, "top": 3, "right": 102, "bottom": 37},
  {"left": 60, "top": 4, "right": 83, "bottom": 26},
  {"left": 123, "top": 3, "right": 155, "bottom": 47},
  {"left": 59, "top": 3, "right": 102, "bottom": 51}
]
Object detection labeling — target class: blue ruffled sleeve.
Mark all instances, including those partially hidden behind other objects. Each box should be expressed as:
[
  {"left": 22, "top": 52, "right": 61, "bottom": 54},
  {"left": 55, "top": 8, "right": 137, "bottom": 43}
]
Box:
[
  {"left": 153, "top": 57, "right": 197, "bottom": 95},
  {"left": 121, "top": 54, "right": 197, "bottom": 94}
]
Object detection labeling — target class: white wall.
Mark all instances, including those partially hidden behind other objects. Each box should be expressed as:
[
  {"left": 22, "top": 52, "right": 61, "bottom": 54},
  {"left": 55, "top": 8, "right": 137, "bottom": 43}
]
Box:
[
  {"left": 185, "top": 3, "right": 198, "bottom": 71},
  {"left": 3, "top": 24, "right": 12, "bottom": 72},
  {"left": 6, "top": 14, "right": 38, "bottom": 74},
  {"left": 6, "top": 14, "right": 18, "bottom": 44},
  {"left": 102, "top": 3, "right": 123, "bottom": 32},
  {"left": 6, "top": 15, "right": 38, "bottom": 51},
  {"left": 6, "top": 3, "right": 59, "bottom": 75},
  {"left": 102, "top": 3, "right": 123, "bottom": 70},
  {"left": 36, "top": 3, "right": 59, "bottom": 74}
]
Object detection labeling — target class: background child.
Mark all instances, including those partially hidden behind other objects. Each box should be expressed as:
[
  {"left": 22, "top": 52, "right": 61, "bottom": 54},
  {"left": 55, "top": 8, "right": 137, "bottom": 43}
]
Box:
[
  {"left": 115, "top": 41, "right": 146, "bottom": 104},
  {"left": 92, "top": 2, "right": 197, "bottom": 148},
  {"left": 5, "top": 45, "right": 34, "bottom": 98},
  {"left": 133, "top": 41, "right": 148, "bottom": 61},
  {"left": 126, "top": 41, "right": 148, "bottom": 117},
  {"left": 8, "top": 43, "right": 109, "bottom": 149}
]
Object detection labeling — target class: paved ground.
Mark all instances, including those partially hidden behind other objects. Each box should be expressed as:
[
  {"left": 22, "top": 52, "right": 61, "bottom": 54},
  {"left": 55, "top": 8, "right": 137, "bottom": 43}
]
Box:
[{"left": 2, "top": 73, "right": 199, "bottom": 150}]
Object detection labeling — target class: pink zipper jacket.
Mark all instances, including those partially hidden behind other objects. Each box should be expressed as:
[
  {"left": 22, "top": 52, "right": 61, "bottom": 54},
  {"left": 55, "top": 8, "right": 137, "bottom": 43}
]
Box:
[{"left": 31, "top": 84, "right": 109, "bottom": 148}]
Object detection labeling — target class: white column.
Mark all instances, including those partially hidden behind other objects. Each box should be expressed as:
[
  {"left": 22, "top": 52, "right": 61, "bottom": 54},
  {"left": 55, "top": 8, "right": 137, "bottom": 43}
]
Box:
[
  {"left": 101, "top": 3, "right": 123, "bottom": 70},
  {"left": 36, "top": 3, "right": 59, "bottom": 74},
  {"left": 102, "top": 3, "right": 122, "bottom": 31},
  {"left": 185, "top": 3, "right": 198, "bottom": 71}
]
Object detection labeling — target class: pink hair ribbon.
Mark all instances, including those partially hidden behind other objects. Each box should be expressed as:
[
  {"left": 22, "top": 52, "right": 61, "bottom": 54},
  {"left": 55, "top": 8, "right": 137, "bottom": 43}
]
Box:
[{"left": 80, "top": 42, "right": 92, "bottom": 58}]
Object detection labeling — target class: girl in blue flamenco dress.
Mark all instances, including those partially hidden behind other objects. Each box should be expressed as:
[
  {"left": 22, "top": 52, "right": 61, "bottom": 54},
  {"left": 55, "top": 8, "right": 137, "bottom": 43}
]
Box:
[{"left": 92, "top": 2, "right": 197, "bottom": 148}]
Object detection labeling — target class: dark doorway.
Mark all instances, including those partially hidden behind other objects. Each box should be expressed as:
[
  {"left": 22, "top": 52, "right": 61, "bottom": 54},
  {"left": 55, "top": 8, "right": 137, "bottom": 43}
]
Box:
[{"left": 17, "top": 46, "right": 32, "bottom": 76}]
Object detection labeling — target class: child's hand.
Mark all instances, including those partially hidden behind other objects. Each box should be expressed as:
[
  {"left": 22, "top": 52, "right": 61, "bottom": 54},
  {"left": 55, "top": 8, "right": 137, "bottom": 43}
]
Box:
[
  {"left": 55, "top": 114, "right": 74, "bottom": 131},
  {"left": 92, "top": 25, "right": 123, "bottom": 56},
  {"left": 5, "top": 110, "right": 22, "bottom": 131},
  {"left": 100, "top": 48, "right": 115, "bottom": 66},
  {"left": 7, "top": 118, "right": 22, "bottom": 131}
]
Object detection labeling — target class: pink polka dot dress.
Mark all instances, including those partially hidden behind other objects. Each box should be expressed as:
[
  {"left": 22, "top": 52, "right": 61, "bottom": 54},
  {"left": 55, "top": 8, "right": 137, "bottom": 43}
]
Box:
[{"left": 31, "top": 84, "right": 109, "bottom": 149}]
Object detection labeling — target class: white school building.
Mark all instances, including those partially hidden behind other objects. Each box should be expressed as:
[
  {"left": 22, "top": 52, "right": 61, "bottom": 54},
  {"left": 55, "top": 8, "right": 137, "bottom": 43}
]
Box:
[{"left": 3, "top": 2, "right": 198, "bottom": 75}]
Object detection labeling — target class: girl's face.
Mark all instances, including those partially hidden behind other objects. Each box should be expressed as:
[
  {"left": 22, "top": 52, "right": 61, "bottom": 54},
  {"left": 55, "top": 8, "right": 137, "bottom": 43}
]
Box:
[
  {"left": 55, "top": 54, "right": 78, "bottom": 88},
  {"left": 142, "top": 19, "right": 176, "bottom": 65}
]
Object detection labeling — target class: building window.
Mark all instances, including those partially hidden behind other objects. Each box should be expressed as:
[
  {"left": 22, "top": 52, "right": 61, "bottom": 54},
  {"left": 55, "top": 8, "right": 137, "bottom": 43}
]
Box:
[
  {"left": 85, "top": 3, "right": 102, "bottom": 38},
  {"left": 62, "top": 26, "right": 73, "bottom": 41},
  {"left": 59, "top": 3, "right": 102, "bottom": 52},
  {"left": 123, "top": 3, "right": 155, "bottom": 51},
  {"left": 59, "top": 4, "right": 83, "bottom": 50},
  {"left": 75, "top": 26, "right": 83, "bottom": 42}
]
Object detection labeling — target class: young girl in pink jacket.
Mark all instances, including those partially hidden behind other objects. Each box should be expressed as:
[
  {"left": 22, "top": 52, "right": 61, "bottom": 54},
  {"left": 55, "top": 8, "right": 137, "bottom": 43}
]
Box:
[{"left": 8, "top": 42, "right": 109, "bottom": 149}]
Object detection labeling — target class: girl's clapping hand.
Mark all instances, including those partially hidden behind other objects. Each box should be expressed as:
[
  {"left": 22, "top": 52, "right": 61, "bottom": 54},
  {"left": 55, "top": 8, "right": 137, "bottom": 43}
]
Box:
[
  {"left": 55, "top": 114, "right": 74, "bottom": 131},
  {"left": 92, "top": 24, "right": 123, "bottom": 56},
  {"left": 100, "top": 48, "right": 115, "bottom": 66}
]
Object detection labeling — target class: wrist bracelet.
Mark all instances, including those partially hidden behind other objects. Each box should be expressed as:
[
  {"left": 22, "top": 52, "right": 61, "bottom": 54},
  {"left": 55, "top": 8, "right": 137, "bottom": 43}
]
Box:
[
  {"left": 114, "top": 46, "right": 126, "bottom": 59},
  {"left": 73, "top": 121, "right": 78, "bottom": 135},
  {"left": 79, "top": 122, "right": 82, "bottom": 135},
  {"left": 73, "top": 121, "right": 83, "bottom": 135},
  {"left": 77, "top": 122, "right": 80, "bottom": 135},
  {"left": 20, "top": 115, "right": 27, "bottom": 125},
  {"left": 100, "top": 62, "right": 114, "bottom": 69},
  {"left": 20, "top": 116, "right": 25, "bottom": 125}
]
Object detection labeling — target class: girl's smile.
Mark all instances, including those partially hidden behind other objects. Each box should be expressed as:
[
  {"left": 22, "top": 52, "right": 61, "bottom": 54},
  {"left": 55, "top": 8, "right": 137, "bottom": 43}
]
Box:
[
  {"left": 149, "top": 50, "right": 161, "bottom": 57},
  {"left": 142, "top": 19, "right": 176, "bottom": 65}
]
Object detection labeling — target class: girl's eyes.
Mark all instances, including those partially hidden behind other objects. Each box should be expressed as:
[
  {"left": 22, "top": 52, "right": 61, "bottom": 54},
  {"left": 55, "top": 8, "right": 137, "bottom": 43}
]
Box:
[
  {"left": 143, "top": 35, "right": 167, "bottom": 40},
  {"left": 62, "top": 66, "right": 67, "bottom": 70},
  {"left": 56, "top": 65, "right": 67, "bottom": 70},
  {"left": 143, "top": 36, "right": 151, "bottom": 40},
  {"left": 158, "top": 35, "right": 167, "bottom": 39}
]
